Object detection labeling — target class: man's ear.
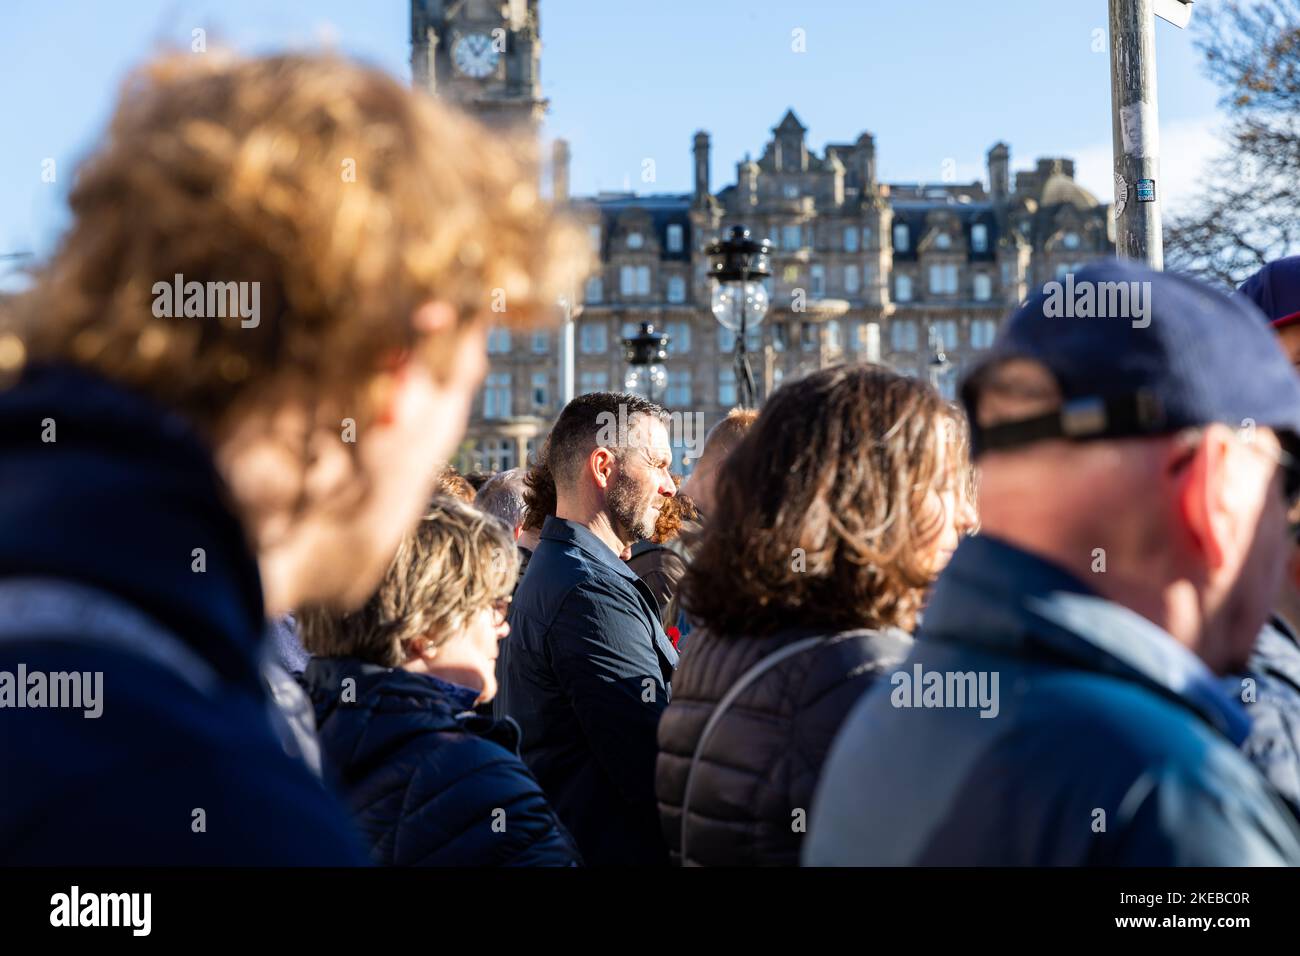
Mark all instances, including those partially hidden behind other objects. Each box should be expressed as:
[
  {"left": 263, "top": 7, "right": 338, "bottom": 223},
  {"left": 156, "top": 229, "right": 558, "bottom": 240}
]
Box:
[
  {"left": 589, "top": 446, "right": 616, "bottom": 490},
  {"left": 371, "top": 301, "right": 458, "bottom": 427},
  {"left": 1176, "top": 429, "right": 1228, "bottom": 572}
]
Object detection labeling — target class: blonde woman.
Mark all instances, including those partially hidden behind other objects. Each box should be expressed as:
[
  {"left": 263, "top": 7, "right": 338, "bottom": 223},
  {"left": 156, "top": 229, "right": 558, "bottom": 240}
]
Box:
[{"left": 299, "top": 497, "right": 580, "bottom": 866}]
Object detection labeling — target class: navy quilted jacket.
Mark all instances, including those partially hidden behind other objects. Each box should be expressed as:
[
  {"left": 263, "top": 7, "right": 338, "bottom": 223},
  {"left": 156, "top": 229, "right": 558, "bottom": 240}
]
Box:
[{"left": 304, "top": 656, "right": 581, "bottom": 867}]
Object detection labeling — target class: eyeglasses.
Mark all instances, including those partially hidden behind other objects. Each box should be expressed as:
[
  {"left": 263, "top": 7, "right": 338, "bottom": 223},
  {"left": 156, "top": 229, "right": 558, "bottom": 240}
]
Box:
[{"left": 1234, "top": 432, "right": 1300, "bottom": 509}]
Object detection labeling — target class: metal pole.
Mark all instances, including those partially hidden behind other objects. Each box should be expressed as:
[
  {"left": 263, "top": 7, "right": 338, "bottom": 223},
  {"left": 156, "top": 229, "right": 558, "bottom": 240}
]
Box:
[
  {"left": 559, "top": 292, "right": 575, "bottom": 406},
  {"left": 1109, "top": 0, "right": 1164, "bottom": 268}
]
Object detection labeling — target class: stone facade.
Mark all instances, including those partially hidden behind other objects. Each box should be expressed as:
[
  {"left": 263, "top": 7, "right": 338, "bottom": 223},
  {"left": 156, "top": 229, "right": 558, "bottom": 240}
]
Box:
[{"left": 412, "top": 5, "right": 1114, "bottom": 474}]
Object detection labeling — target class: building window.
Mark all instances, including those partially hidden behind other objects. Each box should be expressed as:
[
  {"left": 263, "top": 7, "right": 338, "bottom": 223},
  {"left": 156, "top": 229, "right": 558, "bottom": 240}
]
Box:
[
  {"left": 588, "top": 224, "right": 601, "bottom": 251},
  {"left": 895, "top": 273, "right": 913, "bottom": 302},
  {"left": 531, "top": 371, "right": 549, "bottom": 410},
  {"left": 666, "top": 224, "right": 684, "bottom": 253},
  {"left": 667, "top": 370, "right": 691, "bottom": 407},
  {"left": 480, "top": 438, "right": 515, "bottom": 473},
  {"left": 801, "top": 321, "right": 818, "bottom": 352},
  {"left": 810, "top": 264, "right": 826, "bottom": 298},
  {"left": 620, "top": 265, "right": 651, "bottom": 296},
  {"left": 893, "top": 223, "right": 910, "bottom": 253},
  {"left": 487, "top": 328, "right": 511, "bottom": 354},
  {"left": 827, "top": 319, "right": 842, "bottom": 352},
  {"left": 585, "top": 275, "right": 604, "bottom": 304},
  {"left": 862, "top": 321, "right": 881, "bottom": 362},
  {"left": 531, "top": 331, "right": 549, "bottom": 354},
  {"left": 781, "top": 225, "right": 802, "bottom": 250},
  {"left": 862, "top": 226, "right": 874, "bottom": 248},
  {"left": 971, "top": 223, "right": 989, "bottom": 253},
  {"left": 772, "top": 322, "right": 789, "bottom": 352},
  {"left": 667, "top": 275, "right": 686, "bottom": 303},
  {"left": 579, "top": 370, "right": 609, "bottom": 394},
  {"left": 932, "top": 320, "right": 959, "bottom": 350},
  {"left": 626, "top": 231, "right": 644, "bottom": 250},
  {"left": 783, "top": 264, "right": 800, "bottom": 285},
  {"left": 666, "top": 320, "right": 691, "bottom": 354},
  {"left": 843, "top": 226, "right": 859, "bottom": 252},
  {"left": 1063, "top": 231, "right": 1081, "bottom": 250},
  {"left": 783, "top": 182, "right": 800, "bottom": 199},
  {"left": 580, "top": 322, "right": 607, "bottom": 354},
  {"left": 483, "top": 373, "right": 511, "bottom": 419},
  {"left": 718, "top": 367, "right": 737, "bottom": 406},
  {"left": 971, "top": 319, "right": 998, "bottom": 349},
  {"left": 934, "top": 232, "right": 952, "bottom": 250},
  {"left": 929, "top": 263, "right": 959, "bottom": 295},
  {"left": 844, "top": 264, "right": 860, "bottom": 294},
  {"left": 973, "top": 273, "right": 993, "bottom": 301},
  {"left": 891, "top": 320, "right": 918, "bottom": 352}
]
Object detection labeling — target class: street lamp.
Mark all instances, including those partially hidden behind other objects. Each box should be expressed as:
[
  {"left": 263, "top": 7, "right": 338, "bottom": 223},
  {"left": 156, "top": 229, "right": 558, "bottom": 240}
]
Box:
[
  {"left": 706, "top": 225, "right": 772, "bottom": 408},
  {"left": 927, "top": 323, "right": 952, "bottom": 395},
  {"left": 622, "top": 320, "right": 670, "bottom": 404}
]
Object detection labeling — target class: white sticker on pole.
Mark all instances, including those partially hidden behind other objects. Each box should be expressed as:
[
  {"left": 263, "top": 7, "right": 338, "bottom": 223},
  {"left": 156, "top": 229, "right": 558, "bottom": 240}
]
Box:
[{"left": 1120, "top": 102, "right": 1160, "bottom": 159}]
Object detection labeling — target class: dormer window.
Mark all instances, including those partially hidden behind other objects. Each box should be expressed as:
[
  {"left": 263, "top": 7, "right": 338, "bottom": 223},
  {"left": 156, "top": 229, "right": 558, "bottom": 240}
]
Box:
[
  {"left": 971, "top": 223, "right": 989, "bottom": 253},
  {"left": 1063, "top": 232, "right": 1081, "bottom": 250},
  {"left": 893, "top": 223, "right": 910, "bottom": 253},
  {"left": 783, "top": 183, "right": 800, "bottom": 199},
  {"left": 626, "top": 232, "right": 644, "bottom": 250},
  {"left": 934, "top": 232, "right": 952, "bottom": 250},
  {"left": 666, "top": 224, "right": 684, "bottom": 253}
]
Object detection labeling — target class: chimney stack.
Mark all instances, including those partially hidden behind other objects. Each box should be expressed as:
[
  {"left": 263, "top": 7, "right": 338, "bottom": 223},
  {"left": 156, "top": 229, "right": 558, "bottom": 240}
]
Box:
[{"left": 552, "top": 138, "right": 570, "bottom": 204}]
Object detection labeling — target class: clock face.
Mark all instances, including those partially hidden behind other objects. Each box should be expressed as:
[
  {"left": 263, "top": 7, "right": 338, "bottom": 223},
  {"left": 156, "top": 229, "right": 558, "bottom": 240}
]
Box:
[{"left": 453, "top": 33, "right": 500, "bottom": 79}]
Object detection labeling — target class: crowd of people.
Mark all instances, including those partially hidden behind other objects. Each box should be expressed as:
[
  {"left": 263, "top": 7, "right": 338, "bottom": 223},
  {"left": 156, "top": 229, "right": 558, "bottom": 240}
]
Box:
[{"left": 3, "top": 50, "right": 1300, "bottom": 867}]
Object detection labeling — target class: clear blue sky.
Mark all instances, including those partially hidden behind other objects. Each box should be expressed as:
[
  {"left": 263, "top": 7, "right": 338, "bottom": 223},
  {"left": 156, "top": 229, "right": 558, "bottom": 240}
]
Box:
[{"left": 0, "top": 0, "right": 1225, "bottom": 288}]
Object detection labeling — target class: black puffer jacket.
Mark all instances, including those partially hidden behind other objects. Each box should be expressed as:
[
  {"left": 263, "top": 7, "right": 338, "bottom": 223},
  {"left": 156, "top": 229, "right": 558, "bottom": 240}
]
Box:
[
  {"left": 656, "top": 625, "right": 910, "bottom": 866},
  {"left": 304, "top": 656, "right": 581, "bottom": 866}
]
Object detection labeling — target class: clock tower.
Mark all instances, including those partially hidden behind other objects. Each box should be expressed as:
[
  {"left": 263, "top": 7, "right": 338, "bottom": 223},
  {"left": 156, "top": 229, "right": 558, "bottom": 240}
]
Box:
[{"left": 411, "top": 0, "right": 547, "bottom": 135}]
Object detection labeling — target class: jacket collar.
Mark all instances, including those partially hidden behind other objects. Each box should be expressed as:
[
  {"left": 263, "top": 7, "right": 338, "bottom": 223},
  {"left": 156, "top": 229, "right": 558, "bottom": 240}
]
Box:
[
  {"left": 923, "top": 534, "right": 1252, "bottom": 745},
  {"left": 539, "top": 515, "right": 638, "bottom": 581}
]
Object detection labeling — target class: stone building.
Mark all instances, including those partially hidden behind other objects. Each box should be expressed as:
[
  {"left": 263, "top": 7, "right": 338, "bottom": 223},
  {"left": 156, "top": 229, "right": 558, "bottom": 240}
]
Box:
[{"left": 411, "top": 3, "right": 1114, "bottom": 474}]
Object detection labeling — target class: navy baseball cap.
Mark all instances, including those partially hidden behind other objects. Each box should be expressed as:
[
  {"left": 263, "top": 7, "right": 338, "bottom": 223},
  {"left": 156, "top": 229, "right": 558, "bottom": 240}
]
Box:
[
  {"left": 961, "top": 258, "right": 1300, "bottom": 458},
  {"left": 1239, "top": 256, "right": 1300, "bottom": 331}
]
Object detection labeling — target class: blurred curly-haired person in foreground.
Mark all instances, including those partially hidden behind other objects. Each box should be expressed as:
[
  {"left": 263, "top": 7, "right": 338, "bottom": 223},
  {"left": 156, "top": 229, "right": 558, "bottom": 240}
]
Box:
[
  {"left": 298, "top": 497, "right": 581, "bottom": 866},
  {"left": 656, "top": 365, "right": 976, "bottom": 866},
  {"left": 0, "top": 51, "right": 586, "bottom": 864}
]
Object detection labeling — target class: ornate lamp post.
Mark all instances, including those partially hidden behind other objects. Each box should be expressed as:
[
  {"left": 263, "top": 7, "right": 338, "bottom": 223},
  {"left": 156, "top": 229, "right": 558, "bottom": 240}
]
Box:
[
  {"left": 706, "top": 226, "right": 772, "bottom": 409},
  {"left": 622, "top": 321, "right": 670, "bottom": 404},
  {"left": 927, "top": 323, "right": 953, "bottom": 395}
]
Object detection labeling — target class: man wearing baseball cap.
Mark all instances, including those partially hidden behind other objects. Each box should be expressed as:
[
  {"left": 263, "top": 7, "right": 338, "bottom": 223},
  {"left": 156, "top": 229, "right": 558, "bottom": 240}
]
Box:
[
  {"left": 807, "top": 260, "right": 1300, "bottom": 865},
  {"left": 1241, "top": 255, "right": 1300, "bottom": 366},
  {"left": 1232, "top": 257, "right": 1300, "bottom": 815}
]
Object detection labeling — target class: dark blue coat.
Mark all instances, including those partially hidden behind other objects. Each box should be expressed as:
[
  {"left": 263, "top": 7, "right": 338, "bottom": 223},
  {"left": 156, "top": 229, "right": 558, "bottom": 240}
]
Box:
[
  {"left": 0, "top": 364, "right": 365, "bottom": 864},
  {"left": 1232, "top": 617, "right": 1300, "bottom": 817},
  {"left": 496, "top": 516, "right": 678, "bottom": 866},
  {"left": 303, "top": 657, "right": 581, "bottom": 866},
  {"left": 805, "top": 534, "right": 1300, "bottom": 866}
]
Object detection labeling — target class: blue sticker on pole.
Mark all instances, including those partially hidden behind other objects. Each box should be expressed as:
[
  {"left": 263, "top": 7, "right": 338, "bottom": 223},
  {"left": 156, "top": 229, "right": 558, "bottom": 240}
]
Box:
[{"left": 1136, "top": 179, "right": 1156, "bottom": 202}]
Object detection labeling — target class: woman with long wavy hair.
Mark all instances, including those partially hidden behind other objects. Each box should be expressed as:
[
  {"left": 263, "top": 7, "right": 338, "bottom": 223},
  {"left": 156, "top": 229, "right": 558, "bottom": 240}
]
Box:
[{"left": 655, "top": 363, "right": 976, "bottom": 866}]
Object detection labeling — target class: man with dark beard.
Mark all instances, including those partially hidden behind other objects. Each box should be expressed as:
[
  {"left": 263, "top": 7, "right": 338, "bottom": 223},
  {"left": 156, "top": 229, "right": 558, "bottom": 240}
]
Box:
[{"left": 496, "top": 392, "right": 679, "bottom": 865}]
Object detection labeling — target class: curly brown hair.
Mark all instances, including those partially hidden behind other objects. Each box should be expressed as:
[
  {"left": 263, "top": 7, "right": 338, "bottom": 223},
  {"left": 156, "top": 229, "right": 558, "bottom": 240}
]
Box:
[
  {"left": 4, "top": 50, "right": 588, "bottom": 439},
  {"left": 680, "top": 364, "right": 972, "bottom": 637},
  {"left": 298, "top": 495, "right": 518, "bottom": 666},
  {"left": 651, "top": 476, "right": 697, "bottom": 543}
]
